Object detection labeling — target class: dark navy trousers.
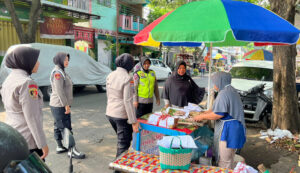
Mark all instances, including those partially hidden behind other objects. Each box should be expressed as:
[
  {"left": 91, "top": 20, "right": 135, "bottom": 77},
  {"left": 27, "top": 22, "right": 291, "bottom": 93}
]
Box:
[
  {"left": 50, "top": 106, "right": 72, "bottom": 142},
  {"left": 106, "top": 115, "right": 133, "bottom": 158}
]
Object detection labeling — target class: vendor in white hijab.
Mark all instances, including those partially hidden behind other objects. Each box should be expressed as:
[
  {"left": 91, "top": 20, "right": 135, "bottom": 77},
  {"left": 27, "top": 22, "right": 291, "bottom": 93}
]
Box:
[{"left": 193, "top": 72, "right": 246, "bottom": 169}]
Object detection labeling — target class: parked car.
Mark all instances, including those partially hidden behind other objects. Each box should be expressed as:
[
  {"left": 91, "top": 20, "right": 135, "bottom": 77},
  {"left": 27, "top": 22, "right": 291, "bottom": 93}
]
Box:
[
  {"left": 134, "top": 58, "right": 172, "bottom": 80},
  {"left": 0, "top": 43, "right": 112, "bottom": 101},
  {"left": 230, "top": 60, "right": 273, "bottom": 127},
  {"left": 230, "top": 60, "right": 300, "bottom": 127}
]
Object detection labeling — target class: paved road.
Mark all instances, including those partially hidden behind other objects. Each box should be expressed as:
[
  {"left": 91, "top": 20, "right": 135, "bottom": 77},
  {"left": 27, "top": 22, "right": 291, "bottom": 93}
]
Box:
[{"left": 0, "top": 75, "right": 208, "bottom": 173}]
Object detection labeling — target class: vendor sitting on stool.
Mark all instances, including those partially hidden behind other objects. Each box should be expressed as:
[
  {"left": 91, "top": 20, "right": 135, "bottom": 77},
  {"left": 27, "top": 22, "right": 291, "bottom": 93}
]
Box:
[{"left": 193, "top": 72, "right": 246, "bottom": 169}]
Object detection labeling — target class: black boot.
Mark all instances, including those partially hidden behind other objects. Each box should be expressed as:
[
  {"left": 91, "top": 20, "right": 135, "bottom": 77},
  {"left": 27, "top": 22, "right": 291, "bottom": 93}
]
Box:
[
  {"left": 56, "top": 140, "right": 68, "bottom": 154},
  {"left": 68, "top": 147, "right": 85, "bottom": 159}
]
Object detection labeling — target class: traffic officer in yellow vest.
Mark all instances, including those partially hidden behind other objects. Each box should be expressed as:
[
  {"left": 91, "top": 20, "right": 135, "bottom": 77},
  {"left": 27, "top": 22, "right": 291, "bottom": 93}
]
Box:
[{"left": 133, "top": 57, "right": 160, "bottom": 118}]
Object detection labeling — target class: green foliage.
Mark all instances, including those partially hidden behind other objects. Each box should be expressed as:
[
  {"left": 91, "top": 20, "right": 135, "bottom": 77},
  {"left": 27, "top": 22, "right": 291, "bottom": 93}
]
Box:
[
  {"left": 242, "top": 42, "right": 255, "bottom": 53},
  {"left": 103, "top": 35, "right": 121, "bottom": 70},
  {"left": 103, "top": 34, "right": 120, "bottom": 56},
  {"left": 0, "top": 56, "right": 3, "bottom": 66},
  {"left": 237, "top": 0, "right": 270, "bottom": 8},
  {"left": 193, "top": 68, "right": 199, "bottom": 76},
  {"left": 147, "top": 0, "right": 189, "bottom": 24}
]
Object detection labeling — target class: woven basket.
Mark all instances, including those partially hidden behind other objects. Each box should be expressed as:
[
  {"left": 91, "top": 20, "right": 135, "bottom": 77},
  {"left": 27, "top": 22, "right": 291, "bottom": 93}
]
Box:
[{"left": 159, "top": 137, "right": 192, "bottom": 170}]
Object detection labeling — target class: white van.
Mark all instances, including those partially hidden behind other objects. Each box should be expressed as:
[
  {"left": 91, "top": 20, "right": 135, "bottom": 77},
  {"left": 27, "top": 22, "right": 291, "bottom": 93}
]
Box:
[{"left": 0, "top": 43, "right": 112, "bottom": 100}]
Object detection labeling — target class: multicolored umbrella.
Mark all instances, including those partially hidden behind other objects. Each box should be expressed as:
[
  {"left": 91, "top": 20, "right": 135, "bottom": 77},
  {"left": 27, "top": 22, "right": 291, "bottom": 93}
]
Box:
[
  {"left": 213, "top": 53, "right": 228, "bottom": 60},
  {"left": 134, "top": 0, "right": 300, "bottom": 47},
  {"left": 243, "top": 49, "right": 273, "bottom": 61},
  {"left": 134, "top": 0, "right": 300, "bottom": 108}
]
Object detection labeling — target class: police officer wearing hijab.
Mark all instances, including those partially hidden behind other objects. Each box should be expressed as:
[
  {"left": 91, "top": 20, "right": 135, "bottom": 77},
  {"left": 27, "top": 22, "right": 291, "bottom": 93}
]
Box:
[
  {"left": 49, "top": 52, "right": 85, "bottom": 159},
  {"left": 133, "top": 57, "right": 160, "bottom": 118},
  {"left": 193, "top": 72, "right": 246, "bottom": 169},
  {"left": 1, "top": 46, "right": 49, "bottom": 160},
  {"left": 162, "top": 61, "right": 205, "bottom": 108},
  {"left": 106, "top": 53, "right": 140, "bottom": 160}
]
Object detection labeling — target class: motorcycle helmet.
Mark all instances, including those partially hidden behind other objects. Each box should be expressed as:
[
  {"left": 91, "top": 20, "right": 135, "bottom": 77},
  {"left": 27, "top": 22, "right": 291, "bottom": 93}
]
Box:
[{"left": 0, "top": 122, "right": 29, "bottom": 171}]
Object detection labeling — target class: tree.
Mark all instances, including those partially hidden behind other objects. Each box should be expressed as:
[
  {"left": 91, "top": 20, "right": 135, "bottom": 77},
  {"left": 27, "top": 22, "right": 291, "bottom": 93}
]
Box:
[
  {"left": 268, "top": 0, "right": 300, "bottom": 132},
  {"left": 104, "top": 35, "right": 121, "bottom": 69},
  {"left": 147, "top": 0, "right": 190, "bottom": 24},
  {"left": 3, "top": 0, "right": 42, "bottom": 43}
]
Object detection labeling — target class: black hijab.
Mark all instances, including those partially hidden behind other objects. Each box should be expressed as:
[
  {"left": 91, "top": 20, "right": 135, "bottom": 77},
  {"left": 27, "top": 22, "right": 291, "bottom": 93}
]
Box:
[
  {"left": 5, "top": 46, "right": 40, "bottom": 75},
  {"left": 115, "top": 53, "right": 134, "bottom": 72},
  {"left": 140, "top": 56, "right": 151, "bottom": 73},
  {"left": 53, "top": 52, "right": 70, "bottom": 71},
  {"left": 162, "top": 61, "right": 205, "bottom": 107}
]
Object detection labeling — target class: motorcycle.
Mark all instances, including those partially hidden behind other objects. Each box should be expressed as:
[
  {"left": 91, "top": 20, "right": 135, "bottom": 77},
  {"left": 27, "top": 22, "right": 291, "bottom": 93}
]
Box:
[
  {"left": 4, "top": 128, "right": 75, "bottom": 173},
  {"left": 239, "top": 83, "right": 272, "bottom": 128}
]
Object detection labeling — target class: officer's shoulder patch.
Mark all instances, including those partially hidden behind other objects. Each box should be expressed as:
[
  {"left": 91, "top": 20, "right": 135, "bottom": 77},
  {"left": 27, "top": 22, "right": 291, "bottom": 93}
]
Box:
[
  {"left": 28, "top": 84, "right": 38, "bottom": 99},
  {"left": 133, "top": 73, "right": 139, "bottom": 80},
  {"left": 54, "top": 73, "right": 61, "bottom": 80}
]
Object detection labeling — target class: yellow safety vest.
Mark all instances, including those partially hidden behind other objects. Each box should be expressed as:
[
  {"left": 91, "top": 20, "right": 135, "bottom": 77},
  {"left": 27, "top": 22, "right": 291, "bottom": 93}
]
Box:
[{"left": 137, "top": 70, "right": 156, "bottom": 98}]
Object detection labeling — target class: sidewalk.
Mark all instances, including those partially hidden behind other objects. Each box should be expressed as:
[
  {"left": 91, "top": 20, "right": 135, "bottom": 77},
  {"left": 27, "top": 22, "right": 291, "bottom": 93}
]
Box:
[{"left": 240, "top": 124, "right": 300, "bottom": 172}]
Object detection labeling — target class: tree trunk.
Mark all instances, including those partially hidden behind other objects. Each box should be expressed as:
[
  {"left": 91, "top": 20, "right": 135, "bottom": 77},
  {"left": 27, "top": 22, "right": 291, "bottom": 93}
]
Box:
[
  {"left": 269, "top": 0, "right": 300, "bottom": 132},
  {"left": 3, "top": 0, "right": 41, "bottom": 43}
]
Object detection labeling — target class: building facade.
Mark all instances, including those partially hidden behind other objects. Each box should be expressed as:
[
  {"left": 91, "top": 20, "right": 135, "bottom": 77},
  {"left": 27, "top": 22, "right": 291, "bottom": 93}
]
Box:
[
  {"left": 91, "top": 0, "right": 147, "bottom": 68},
  {"left": 0, "top": 0, "right": 99, "bottom": 57}
]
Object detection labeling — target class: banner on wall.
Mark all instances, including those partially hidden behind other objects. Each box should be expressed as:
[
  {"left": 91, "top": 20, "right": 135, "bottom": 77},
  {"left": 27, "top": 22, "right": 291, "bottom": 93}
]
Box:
[
  {"left": 40, "top": 17, "right": 74, "bottom": 36},
  {"left": 74, "top": 26, "right": 95, "bottom": 48},
  {"left": 75, "top": 41, "right": 89, "bottom": 54}
]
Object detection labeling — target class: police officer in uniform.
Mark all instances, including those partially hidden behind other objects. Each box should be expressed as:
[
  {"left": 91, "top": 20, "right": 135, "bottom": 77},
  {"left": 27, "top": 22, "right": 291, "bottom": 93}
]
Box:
[
  {"left": 133, "top": 57, "right": 160, "bottom": 118},
  {"left": 1, "top": 46, "right": 49, "bottom": 160},
  {"left": 106, "top": 53, "right": 140, "bottom": 160},
  {"left": 49, "top": 52, "right": 85, "bottom": 159}
]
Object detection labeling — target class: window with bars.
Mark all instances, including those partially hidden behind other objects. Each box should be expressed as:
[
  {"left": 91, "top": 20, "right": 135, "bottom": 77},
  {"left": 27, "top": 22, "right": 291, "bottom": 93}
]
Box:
[{"left": 98, "top": 0, "right": 111, "bottom": 7}]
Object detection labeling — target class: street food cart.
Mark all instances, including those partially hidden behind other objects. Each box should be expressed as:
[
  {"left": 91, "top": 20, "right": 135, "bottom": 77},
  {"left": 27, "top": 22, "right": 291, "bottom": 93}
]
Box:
[
  {"left": 109, "top": 151, "right": 234, "bottom": 173},
  {"left": 109, "top": 106, "right": 233, "bottom": 172}
]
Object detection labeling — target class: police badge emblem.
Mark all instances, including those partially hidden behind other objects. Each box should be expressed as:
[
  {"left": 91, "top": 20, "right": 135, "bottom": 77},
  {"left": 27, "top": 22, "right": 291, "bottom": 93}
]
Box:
[
  {"left": 28, "top": 84, "right": 38, "bottom": 99},
  {"left": 55, "top": 73, "right": 61, "bottom": 80}
]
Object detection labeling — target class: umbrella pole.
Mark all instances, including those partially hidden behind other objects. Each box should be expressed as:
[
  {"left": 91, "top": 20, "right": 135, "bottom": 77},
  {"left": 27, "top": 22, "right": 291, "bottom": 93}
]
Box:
[{"left": 207, "top": 43, "right": 213, "bottom": 109}]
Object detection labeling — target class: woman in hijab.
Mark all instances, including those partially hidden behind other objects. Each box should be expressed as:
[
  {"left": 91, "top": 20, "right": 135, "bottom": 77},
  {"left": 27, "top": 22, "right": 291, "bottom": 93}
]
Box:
[
  {"left": 49, "top": 52, "right": 85, "bottom": 159},
  {"left": 133, "top": 57, "right": 160, "bottom": 118},
  {"left": 162, "top": 61, "right": 205, "bottom": 108},
  {"left": 106, "top": 53, "right": 140, "bottom": 160},
  {"left": 193, "top": 72, "right": 246, "bottom": 169},
  {"left": 1, "top": 46, "right": 49, "bottom": 160}
]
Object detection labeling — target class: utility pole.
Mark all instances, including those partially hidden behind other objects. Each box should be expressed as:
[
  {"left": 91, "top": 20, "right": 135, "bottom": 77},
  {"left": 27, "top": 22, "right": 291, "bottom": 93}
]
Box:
[{"left": 116, "top": 0, "right": 120, "bottom": 57}]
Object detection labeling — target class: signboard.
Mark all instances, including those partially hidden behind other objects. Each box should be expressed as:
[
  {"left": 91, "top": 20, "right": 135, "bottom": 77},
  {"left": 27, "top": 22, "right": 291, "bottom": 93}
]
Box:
[
  {"left": 140, "top": 130, "right": 164, "bottom": 155},
  {"left": 75, "top": 41, "right": 89, "bottom": 54},
  {"left": 40, "top": 17, "right": 74, "bottom": 35},
  {"left": 74, "top": 26, "right": 94, "bottom": 47}
]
